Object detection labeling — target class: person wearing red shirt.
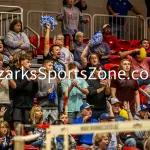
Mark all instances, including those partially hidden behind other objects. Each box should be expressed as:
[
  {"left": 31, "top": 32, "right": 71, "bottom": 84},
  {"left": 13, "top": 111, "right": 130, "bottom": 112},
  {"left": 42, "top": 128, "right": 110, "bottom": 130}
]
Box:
[
  {"left": 102, "top": 24, "right": 118, "bottom": 54},
  {"left": 111, "top": 59, "right": 140, "bottom": 113}
]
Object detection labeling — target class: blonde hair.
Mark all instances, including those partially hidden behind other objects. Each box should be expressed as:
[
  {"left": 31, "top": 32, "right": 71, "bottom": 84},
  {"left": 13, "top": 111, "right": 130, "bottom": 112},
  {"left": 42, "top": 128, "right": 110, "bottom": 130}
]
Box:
[
  {"left": 118, "top": 58, "right": 133, "bottom": 76},
  {"left": 0, "top": 121, "right": 10, "bottom": 137},
  {"left": 53, "top": 34, "right": 64, "bottom": 44},
  {"left": 94, "top": 133, "right": 112, "bottom": 146},
  {"left": 75, "top": 31, "right": 83, "bottom": 41},
  {"left": 29, "top": 105, "right": 43, "bottom": 124}
]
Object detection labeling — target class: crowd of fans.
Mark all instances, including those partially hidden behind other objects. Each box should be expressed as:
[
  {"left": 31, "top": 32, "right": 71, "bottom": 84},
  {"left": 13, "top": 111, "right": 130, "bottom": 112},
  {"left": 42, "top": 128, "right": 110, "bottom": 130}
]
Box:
[{"left": 0, "top": 0, "right": 150, "bottom": 150}]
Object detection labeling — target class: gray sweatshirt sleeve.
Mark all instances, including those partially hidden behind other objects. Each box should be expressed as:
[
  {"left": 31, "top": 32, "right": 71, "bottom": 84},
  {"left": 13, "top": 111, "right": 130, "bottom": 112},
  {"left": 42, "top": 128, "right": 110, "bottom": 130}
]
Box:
[
  {"left": 20, "top": 32, "right": 30, "bottom": 50},
  {"left": 36, "top": 80, "right": 48, "bottom": 98},
  {"left": 4, "top": 32, "right": 21, "bottom": 48}
]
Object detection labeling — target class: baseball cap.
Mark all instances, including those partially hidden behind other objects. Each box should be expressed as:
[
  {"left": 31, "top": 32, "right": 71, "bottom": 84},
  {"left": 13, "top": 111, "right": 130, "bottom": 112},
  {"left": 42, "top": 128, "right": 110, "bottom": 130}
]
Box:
[
  {"left": 102, "top": 24, "right": 111, "bottom": 30},
  {"left": 80, "top": 103, "right": 94, "bottom": 112},
  {"left": 110, "top": 98, "right": 121, "bottom": 105},
  {"left": 99, "top": 113, "right": 115, "bottom": 120},
  {"left": 137, "top": 104, "right": 148, "bottom": 112}
]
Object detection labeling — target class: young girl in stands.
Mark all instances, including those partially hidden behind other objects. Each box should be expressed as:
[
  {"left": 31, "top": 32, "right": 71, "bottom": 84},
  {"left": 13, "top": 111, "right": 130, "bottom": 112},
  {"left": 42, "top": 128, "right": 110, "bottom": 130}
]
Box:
[
  {"left": 56, "top": 0, "right": 89, "bottom": 39},
  {"left": 25, "top": 106, "right": 45, "bottom": 148},
  {"left": 4, "top": 19, "right": 30, "bottom": 55},
  {"left": 61, "top": 62, "right": 89, "bottom": 123},
  {"left": 93, "top": 133, "right": 112, "bottom": 150},
  {"left": 0, "top": 121, "right": 14, "bottom": 150}
]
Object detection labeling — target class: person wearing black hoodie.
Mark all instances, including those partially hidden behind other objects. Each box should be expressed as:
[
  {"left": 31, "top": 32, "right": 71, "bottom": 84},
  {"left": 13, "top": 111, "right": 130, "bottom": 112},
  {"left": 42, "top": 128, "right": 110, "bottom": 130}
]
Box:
[
  {"left": 87, "top": 65, "right": 110, "bottom": 119},
  {"left": 12, "top": 53, "right": 38, "bottom": 126}
]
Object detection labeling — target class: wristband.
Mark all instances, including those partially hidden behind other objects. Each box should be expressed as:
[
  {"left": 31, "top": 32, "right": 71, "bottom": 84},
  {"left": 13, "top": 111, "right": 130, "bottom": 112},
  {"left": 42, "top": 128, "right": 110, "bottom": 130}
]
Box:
[{"left": 127, "top": 110, "right": 131, "bottom": 113}]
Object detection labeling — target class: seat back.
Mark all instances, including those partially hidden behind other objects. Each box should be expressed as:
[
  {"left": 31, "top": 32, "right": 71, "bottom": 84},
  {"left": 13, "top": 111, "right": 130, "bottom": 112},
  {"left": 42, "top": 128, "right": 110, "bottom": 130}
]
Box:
[{"left": 117, "top": 40, "right": 131, "bottom": 51}]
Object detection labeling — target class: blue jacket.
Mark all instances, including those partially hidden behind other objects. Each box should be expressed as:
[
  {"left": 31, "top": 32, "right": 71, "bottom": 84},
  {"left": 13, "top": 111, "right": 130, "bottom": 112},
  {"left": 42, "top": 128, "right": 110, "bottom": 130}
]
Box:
[{"left": 72, "top": 117, "right": 98, "bottom": 145}]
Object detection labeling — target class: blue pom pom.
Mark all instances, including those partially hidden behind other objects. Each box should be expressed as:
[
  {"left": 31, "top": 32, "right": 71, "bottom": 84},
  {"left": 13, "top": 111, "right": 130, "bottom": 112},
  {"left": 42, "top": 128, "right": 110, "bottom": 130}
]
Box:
[
  {"left": 48, "top": 90, "right": 56, "bottom": 102},
  {"left": 89, "top": 31, "right": 103, "bottom": 46},
  {"left": 40, "top": 15, "right": 57, "bottom": 31}
]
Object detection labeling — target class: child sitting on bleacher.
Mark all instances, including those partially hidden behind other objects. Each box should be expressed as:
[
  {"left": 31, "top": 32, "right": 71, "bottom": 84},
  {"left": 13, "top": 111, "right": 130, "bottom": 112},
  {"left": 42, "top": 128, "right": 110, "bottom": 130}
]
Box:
[
  {"left": 4, "top": 19, "right": 30, "bottom": 55},
  {"left": 56, "top": 0, "right": 89, "bottom": 36},
  {"left": 0, "top": 121, "right": 14, "bottom": 150}
]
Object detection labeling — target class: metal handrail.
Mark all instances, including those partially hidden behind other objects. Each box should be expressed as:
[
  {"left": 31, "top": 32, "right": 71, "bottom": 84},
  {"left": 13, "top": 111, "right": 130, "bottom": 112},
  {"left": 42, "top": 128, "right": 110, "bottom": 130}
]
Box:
[
  {"left": 0, "top": 5, "right": 23, "bottom": 24},
  {"left": 24, "top": 25, "right": 40, "bottom": 50},
  {"left": 92, "top": 14, "right": 146, "bottom": 39}
]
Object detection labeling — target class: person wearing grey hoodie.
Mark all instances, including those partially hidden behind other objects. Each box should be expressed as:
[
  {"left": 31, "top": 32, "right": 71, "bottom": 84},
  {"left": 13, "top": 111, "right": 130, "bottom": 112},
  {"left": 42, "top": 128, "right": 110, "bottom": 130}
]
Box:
[
  {"left": 4, "top": 19, "right": 30, "bottom": 55},
  {"left": 56, "top": 0, "right": 89, "bottom": 35}
]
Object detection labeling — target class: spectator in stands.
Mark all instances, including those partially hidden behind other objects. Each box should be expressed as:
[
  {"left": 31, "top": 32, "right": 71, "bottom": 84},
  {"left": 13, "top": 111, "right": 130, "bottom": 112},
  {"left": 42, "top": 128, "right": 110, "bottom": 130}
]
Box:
[
  {"left": 93, "top": 133, "right": 112, "bottom": 150},
  {"left": 59, "top": 112, "right": 69, "bottom": 124},
  {"left": 44, "top": 23, "right": 73, "bottom": 66},
  {"left": 82, "top": 39, "right": 111, "bottom": 66},
  {"left": 12, "top": 54, "right": 38, "bottom": 126},
  {"left": 81, "top": 46, "right": 100, "bottom": 79},
  {"left": 25, "top": 106, "right": 45, "bottom": 148},
  {"left": 0, "top": 40, "right": 12, "bottom": 68},
  {"left": 0, "top": 55, "right": 16, "bottom": 122},
  {"left": 111, "top": 59, "right": 140, "bottom": 113},
  {"left": 102, "top": 24, "right": 118, "bottom": 54},
  {"left": 51, "top": 120, "right": 76, "bottom": 150},
  {"left": 61, "top": 62, "right": 89, "bottom": 123},
  {"left": 53, "top": 34, "right": 74, "bottom": 65},
  {"left": 110, "top": 98, "right": 128, "bottom": 122},
  {"left": 119, "top": 49, "right": 150, "bottom": 86},
  {"left": 43, "top": 23, "right": 66, "bottom": 76},
  {"left": 133, "top": 104, "right": 149, "bottom": 149},
  {"left": 4, "top": 19, "right": 30, "bottom": 55},
  {"left": 98, "top": 113, "right": 124, "bottom": 150},
  {"left": 62, "top": 0, "right": 87, "bottom": 32},
  {"left": 107, "top": 0, "right": 143, "bottom": 39},
  {"left": 63, "top": 0, "right": 87, "bottom": 12},
  {"left": 56, "top": 0, "right": 89, "bottom": 36},
  {"left": 139, "top": 39, "right": 150, "bottom": 57},
  {"left": 36, "top": 59, "right": 61, "bottom": 123},
  {"left": 87, "top": 65, "right": 110, "bottom": 119},
  {"left": 0, "top": 121, "right": 14, "bottom": 150},
  {"left": 70, "top": 31, "right": 87, "bottom": 67},
  {"left": 72, "top": 103, "right": 98, "bottom": 148}
]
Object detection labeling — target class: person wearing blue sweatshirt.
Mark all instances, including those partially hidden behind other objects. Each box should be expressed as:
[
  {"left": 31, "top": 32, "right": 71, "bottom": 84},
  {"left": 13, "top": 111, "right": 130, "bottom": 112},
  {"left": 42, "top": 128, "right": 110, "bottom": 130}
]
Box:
[{"left": 72, "top": 103, "right": 98, "bottom": 148}]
